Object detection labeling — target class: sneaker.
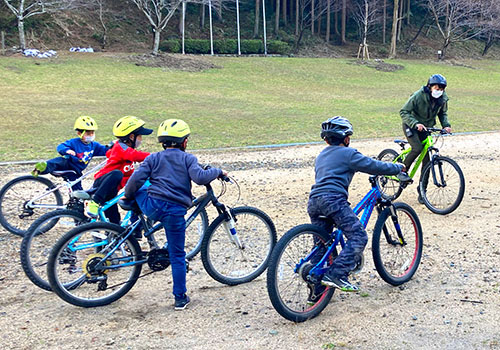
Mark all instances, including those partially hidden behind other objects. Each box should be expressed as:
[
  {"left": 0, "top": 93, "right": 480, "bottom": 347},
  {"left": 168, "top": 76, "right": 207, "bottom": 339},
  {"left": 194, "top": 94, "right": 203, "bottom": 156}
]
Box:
[
  {"left": 31, "top": 161, "right": 47, "bottom": 177},
  {"left": 86, "top": 200, "right": 99, "bottom": 218},
  {"left": 307, "top": 283, "right": 327, "bottom": 305},
  {"left": 321, "top": 274, "right": 359, "bottom": 292},
  {"left": 174, "top": 294, "right": 190, "bottom": 310}
]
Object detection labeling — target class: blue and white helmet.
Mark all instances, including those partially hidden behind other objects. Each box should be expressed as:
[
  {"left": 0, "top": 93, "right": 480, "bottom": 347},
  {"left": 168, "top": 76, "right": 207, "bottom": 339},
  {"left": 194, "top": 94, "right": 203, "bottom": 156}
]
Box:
[
  {"left": 427, "top": 74, "right": 447, "bottom": 88},
  {"left": 320, "top": 116, "right": 354, "bottom": 140}
]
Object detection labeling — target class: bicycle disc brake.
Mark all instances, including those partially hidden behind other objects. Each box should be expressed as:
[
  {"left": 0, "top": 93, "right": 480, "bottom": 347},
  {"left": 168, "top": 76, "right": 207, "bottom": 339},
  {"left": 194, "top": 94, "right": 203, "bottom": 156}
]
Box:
[{"left": 83, "top": 253, "right": 110, "bottom": 278}]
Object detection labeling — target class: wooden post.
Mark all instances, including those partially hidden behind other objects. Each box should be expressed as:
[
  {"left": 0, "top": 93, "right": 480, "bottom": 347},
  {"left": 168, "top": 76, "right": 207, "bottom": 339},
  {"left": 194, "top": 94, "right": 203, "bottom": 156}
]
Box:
[{"left": 1, "top": 31, "right": 5, "bottom": 56}]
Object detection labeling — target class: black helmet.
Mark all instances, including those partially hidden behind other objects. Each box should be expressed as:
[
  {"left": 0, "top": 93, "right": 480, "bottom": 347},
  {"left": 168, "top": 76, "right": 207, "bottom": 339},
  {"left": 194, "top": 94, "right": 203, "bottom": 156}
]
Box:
[
  {"left": 320, "top": 116, "right": 354, "bottom": 140},
  {"left": 427, "top": 74, "right": 447, "bottom": 88}
]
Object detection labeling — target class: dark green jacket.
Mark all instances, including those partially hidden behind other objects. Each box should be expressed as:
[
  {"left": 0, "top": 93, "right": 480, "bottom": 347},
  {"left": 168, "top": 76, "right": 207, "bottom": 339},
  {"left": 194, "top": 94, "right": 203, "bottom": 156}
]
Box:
[{"left": 400, "top": 86, "right": 451, "bottom": 129}]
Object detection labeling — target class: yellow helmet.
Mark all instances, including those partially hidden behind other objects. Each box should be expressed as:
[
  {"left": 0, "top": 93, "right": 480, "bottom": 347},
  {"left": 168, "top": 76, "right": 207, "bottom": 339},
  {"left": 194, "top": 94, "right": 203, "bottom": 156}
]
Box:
[
  {"left": 157, "top": 119, "right": 190, "bottom": 144},
  {"left": 74, "top": 116, "right": 98, "bottom": 131},
  {"left": 113, "top": 116, "right": 152, "bottom": 138}
]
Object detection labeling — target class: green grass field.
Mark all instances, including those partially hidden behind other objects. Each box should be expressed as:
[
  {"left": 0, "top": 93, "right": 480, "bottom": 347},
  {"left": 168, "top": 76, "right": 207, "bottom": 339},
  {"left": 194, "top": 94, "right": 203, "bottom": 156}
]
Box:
[{"left": 0, "top": 53, "right": 499, "bottom": 162}]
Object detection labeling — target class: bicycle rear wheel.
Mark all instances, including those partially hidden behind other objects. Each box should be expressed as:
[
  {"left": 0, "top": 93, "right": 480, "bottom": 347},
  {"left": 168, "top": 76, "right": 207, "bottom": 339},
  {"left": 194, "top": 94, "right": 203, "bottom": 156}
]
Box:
[
  {"left": 201, "top": 206, "right": 277, "bottom": 285},
  {"left": 20, "top": 209, "right": 89, "bottom": 291},
  {"left": 0, "top": 176, "right": 63, "bottom": 236},
  {"left": 267, "top": 224, "right": 335, "bottom": 322},
  {"left": 376, "top": 149, "right": 404, "bottom": 201},
  {"left": 372, "top": 202, "right": 423, "bottom": 286},
  {"left": 47, "top": 222, "right": 142, "bottom": 307},
  {"left": 420, "top": 156, "right": 465, "bottom": 215}
]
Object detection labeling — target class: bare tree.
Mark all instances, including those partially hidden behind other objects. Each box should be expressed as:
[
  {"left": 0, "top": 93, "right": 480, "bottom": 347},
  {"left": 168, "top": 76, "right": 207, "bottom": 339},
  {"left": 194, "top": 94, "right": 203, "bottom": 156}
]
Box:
[
  {"left": 389, "top": 0, "right": 399, "bottom": 57},
  {"left": 353, "top": 0, "right": 381, "bottom": 59},
  {"left": 130, "top": 0, "right": 183, "bottom": 55},
  {"left": 3, "top": 0, "right": 83, "bottom": 50},
  {"left": 476, "top": 0, "right": 500, "bottom": 56},
  {"left": 425, "top": 0, "right": 486, "bottom": 57},
  {"left": 294, "top": 0, "right": 329, "bottom": 49}
]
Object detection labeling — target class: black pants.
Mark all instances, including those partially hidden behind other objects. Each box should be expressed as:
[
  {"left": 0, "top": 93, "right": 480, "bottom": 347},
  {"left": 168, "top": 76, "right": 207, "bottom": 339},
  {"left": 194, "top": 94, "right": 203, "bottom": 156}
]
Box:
[
  {"left": 42, "top": 157, "right": 83, "bottom": 190},
  {"left": 402, "top": 123, "right": 430, "bottom": 189},
  {"left": 92, "top": 170, "right": 123, "bottom": 224}
]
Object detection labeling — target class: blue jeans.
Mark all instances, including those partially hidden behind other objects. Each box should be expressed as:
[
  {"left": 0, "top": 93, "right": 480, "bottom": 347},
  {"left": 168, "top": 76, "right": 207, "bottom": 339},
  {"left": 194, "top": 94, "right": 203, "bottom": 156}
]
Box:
[
  {"left": 307, "top": 193, "right": 368, "bottom": 279},
  {"left": 135, "top": 189, "right": 188, "bottom": 298}
]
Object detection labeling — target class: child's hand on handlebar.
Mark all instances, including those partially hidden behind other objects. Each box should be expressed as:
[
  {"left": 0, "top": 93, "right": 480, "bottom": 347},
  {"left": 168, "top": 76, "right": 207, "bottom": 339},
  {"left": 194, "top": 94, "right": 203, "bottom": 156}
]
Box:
[
  {"left": 443, "top": 127, "right": 452, "bottom": 134},
  {"left": 66, "top": 150, "right": 76, "bottom": 156},
  {"left": 416, "top": 124, "right": 427, "bottom": 132}
]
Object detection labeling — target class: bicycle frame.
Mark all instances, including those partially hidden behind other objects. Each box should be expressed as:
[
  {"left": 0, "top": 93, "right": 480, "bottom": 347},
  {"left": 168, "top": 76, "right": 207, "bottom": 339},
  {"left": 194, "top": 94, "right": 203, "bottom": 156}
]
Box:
[
  {"left": 303, "top": 178, "right": 399, "bottom": 279},
  {"left": 26, "top": 160, "right": 107, "bottom": 210}
]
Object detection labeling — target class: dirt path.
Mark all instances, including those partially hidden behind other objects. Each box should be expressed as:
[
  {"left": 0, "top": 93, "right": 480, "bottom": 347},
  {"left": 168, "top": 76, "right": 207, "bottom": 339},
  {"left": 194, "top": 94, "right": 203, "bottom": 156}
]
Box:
[{"left": 0, "top": 132, "right": 499, "bottom": 350}]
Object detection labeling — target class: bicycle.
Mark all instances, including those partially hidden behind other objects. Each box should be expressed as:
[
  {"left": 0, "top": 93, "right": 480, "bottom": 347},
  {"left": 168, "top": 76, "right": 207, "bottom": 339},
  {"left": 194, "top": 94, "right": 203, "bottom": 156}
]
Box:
[
  {"left": 376, "top": 127, "right": 465, "bottom": 215},
  {"left": 0, "top": 159, "right": 106, "bottom": 236},
  {"left": 266, "top": 175, "right": 423, "bottom": 322},
  {"left": 20, "top": 181, "right": 210, "bottom": 292},
  {"left": 47, "top": 175, "right": 277, "bottom": 307}
]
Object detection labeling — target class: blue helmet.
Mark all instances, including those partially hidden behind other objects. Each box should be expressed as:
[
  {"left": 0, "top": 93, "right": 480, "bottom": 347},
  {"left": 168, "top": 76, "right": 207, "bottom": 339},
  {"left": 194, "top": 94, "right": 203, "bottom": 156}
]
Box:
[
  {"left": 320, "top": 116, "right": 353, "bottom": 140},
  {"left": 427, "top": 74, "right": 447, "bottom": 88}
]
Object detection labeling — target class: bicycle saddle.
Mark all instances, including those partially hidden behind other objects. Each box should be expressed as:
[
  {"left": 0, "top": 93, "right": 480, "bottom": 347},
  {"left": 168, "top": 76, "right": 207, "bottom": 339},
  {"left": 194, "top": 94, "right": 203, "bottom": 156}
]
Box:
[
  {"left": 118, "top": 198, "right": 140, "bottom": 212},
  {"left": 71, "top": 188, "right": 98, "bottom": 200},
  {"left": 393, "top": 139, "right": 408, "bottom": 146},
  {"left": 51, "top": 170, "right": 78, "bottom": 178}
]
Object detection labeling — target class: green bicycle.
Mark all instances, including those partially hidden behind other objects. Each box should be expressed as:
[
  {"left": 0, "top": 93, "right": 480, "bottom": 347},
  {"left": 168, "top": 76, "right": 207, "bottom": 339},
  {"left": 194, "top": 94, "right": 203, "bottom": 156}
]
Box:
[{"left": 376, "top": 128, "right": 465, "bottom": 215}]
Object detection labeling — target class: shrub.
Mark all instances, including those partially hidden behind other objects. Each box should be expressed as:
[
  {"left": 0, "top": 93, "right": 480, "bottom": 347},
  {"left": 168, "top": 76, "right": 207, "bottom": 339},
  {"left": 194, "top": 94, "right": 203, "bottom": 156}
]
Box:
[
  {"left": 241, "top": 40, "right": 264, "bottom": 54},
  {"left": 267, "top": 40, "right": 291, "bottom": 55},
  {"left": 214, "top": 39, "right": 238, "bottom": 54},
  {"left": 160, "top": 40, "right": 181, "bottom": 53},
  {"left": 184, "top": 39, "right": 210, "bottom": 54}
]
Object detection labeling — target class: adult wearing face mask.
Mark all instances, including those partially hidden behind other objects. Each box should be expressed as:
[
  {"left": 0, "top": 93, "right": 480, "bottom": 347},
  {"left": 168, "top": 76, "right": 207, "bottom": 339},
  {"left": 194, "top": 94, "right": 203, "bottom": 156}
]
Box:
[{"left": 400, "top": 74, "right": 452, "bottom": 203}]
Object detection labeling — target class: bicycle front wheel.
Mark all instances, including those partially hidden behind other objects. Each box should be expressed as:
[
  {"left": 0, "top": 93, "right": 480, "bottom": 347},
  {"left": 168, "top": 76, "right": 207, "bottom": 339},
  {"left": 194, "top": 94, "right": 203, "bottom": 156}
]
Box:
[
  {"left": 185, "top": 207, "right": 209, "bottom": 260},
  {"left": 376, "top": 149, "right": 404, "bottom": 201},
  {"left": 372, "top": 202, "right": 423, "bottom": 286},
  {"left": 47, "top": 222, "right": 142, "bottom": 307},
  {"left": 420, "top": 156, "right": 465, "bottom": 215},
  {"left": 267, "top": 224, "right": 335, "bottom": 322},
  {"left": 20, "top": 209, "right": 89, "bottom": 291},
  {"left": 0, "top": 176, "right": 63, "bottom": 236},
  {"left": 201, "top": 206, "right": 277, "bottom": 285}
]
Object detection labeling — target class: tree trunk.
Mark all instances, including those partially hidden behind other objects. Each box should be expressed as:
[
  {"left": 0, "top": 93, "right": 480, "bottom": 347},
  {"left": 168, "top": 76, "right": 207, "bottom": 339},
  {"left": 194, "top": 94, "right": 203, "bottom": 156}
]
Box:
[
  {"left": 341, "top": 0, "right": 346, "bottom": 44},
  {"left": 152, "top": 28, "right": 161, "bottom": 55},
  {"left": 200, "top": 4, "right": 205, "bottom": 29},
  {"left": 254, "top": 0, "right": 261, "bottom": 37},
  {"left": 282, "top": 0, "right": 287, "bottom": 25},
  {"left": 295, "top": 0, "right": 299, "bottom": 36},
  {"left": 275, "top": 0, "right": 280, "bottom": 34},
  {"left": 389, "top": 0, "right": 399, "bottom": 58},
  {"left": 311, "top": 0, "right": 315, "bottom": 34},
  {"left": 334, "top": 9, "right": 339, "bottom": 35},
  {"left": 397, "top": 0, "right": 403, "bottom": 41},
  {"left": 325, "top": 0, "right": 331, "bottom": 43},
  {"left": 482, "top": 34, "right": 494, "bottom": 56},
  {"left": 406, "top": 0, "right": 410, "bottom": 25},
  {"left": 18, "top": 18, "right": 26, "bottom": 50},
  {"left": 383, "top": 0, "right": 387, "bottom": 44}
]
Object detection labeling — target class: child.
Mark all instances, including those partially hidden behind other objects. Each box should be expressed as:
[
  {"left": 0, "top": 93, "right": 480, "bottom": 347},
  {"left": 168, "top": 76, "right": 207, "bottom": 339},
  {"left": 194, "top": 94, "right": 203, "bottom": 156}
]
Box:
[
  {"left": 124, "top": 119, "right": 226, "bottom": 310},
  {"left": 31, "top": 116, "right": 109, "bottom": 190},
  {"left": 308, "top": 116, "right": 405, "bottom": 295},
  {"left": 86, "top": 116, "right": 152, "bottom": 224}
]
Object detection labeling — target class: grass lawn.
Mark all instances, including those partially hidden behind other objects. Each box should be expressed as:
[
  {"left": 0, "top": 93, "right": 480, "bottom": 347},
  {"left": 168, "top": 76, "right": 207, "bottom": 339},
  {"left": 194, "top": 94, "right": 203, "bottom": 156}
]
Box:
[{"left": 0, "top": 53, "right": 499, "bottom": 162}]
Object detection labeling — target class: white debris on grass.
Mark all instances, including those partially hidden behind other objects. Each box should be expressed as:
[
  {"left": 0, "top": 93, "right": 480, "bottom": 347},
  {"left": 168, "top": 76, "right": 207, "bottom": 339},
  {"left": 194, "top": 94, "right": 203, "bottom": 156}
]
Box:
[
  {"left": 69, "top": 47, "right": 94, "bottom": 53},
  {"left": 23, "top": 49, "right": 57, "bottom": 58}
]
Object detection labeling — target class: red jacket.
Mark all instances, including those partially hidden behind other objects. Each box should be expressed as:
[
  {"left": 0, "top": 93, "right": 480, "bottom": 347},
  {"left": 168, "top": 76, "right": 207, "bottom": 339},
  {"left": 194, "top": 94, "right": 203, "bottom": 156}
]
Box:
[{"left": 95, "top": 141, "right": 150, "bottom": 189}]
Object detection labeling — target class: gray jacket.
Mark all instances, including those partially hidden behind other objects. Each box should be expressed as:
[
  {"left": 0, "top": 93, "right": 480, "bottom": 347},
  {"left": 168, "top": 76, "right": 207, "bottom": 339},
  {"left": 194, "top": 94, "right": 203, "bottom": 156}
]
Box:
[
  {"left": 125, "top": 148, "right": 222, "bottom": 208},
  {"left": 309, "top": 145, "right": 403, "bottom": 199}
]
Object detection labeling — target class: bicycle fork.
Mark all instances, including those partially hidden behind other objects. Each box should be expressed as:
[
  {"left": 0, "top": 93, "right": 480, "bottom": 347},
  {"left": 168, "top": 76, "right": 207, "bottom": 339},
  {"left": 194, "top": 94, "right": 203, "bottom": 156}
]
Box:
[
  {"left": 222, "top": 209, "right": 244, "bottom": 249},
  {"left": 381, "top": 205, "right": 406, "bottom": 247},
  {"left": 430, "top": 154, "right": 447, "bottom": 188}
]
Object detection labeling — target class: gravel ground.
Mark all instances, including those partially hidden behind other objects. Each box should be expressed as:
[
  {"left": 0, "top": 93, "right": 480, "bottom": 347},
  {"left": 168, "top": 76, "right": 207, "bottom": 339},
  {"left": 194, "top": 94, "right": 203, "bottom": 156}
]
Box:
[{"left": 0, "top": 132, "right": 499, "bottom": 350}]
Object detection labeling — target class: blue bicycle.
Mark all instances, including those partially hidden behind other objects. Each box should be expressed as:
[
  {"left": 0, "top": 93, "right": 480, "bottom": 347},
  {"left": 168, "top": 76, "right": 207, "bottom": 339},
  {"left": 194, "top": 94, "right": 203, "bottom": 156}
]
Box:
[
  {"left": 266, "top": 175, "right": 423, "bottom": 322},
  {"left": 20, "top": 183, "right": 208, "bottom": 292},
  {"left": 46, "top": 175, "right": 276, "bottom": 307}
]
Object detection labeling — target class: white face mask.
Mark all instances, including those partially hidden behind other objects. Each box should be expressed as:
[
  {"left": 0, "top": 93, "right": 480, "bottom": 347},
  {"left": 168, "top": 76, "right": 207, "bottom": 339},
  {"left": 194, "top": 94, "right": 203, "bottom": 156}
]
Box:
[
  {"left": 135, "top": 139, "right": 142, "bottom": 148},
  {"left": 83, "top": 135, "right": 95, "bottom": 143},
  {"left": 431, "top": 90, "right": 443, "bottom": 99}
]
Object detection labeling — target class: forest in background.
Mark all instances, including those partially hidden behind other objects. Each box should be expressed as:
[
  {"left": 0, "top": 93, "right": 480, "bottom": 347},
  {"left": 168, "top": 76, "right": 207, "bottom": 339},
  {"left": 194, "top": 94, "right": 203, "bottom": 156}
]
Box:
[{"left": 0, "top": 0, "right": 499, "bottom": 58}]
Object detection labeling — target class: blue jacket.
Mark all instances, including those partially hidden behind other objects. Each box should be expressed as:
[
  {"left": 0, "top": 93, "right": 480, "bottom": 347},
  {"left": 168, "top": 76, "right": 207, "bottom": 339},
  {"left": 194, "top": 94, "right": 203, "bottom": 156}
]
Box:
[
  {"left": 124, "top": 148, "right": 222, "bottom": 208},
  {"left": 309, "top": 145, "right": 403, "bottom": 199},
  {"left": 56, "top": 138, "right": 108, "bottom": 173}
]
